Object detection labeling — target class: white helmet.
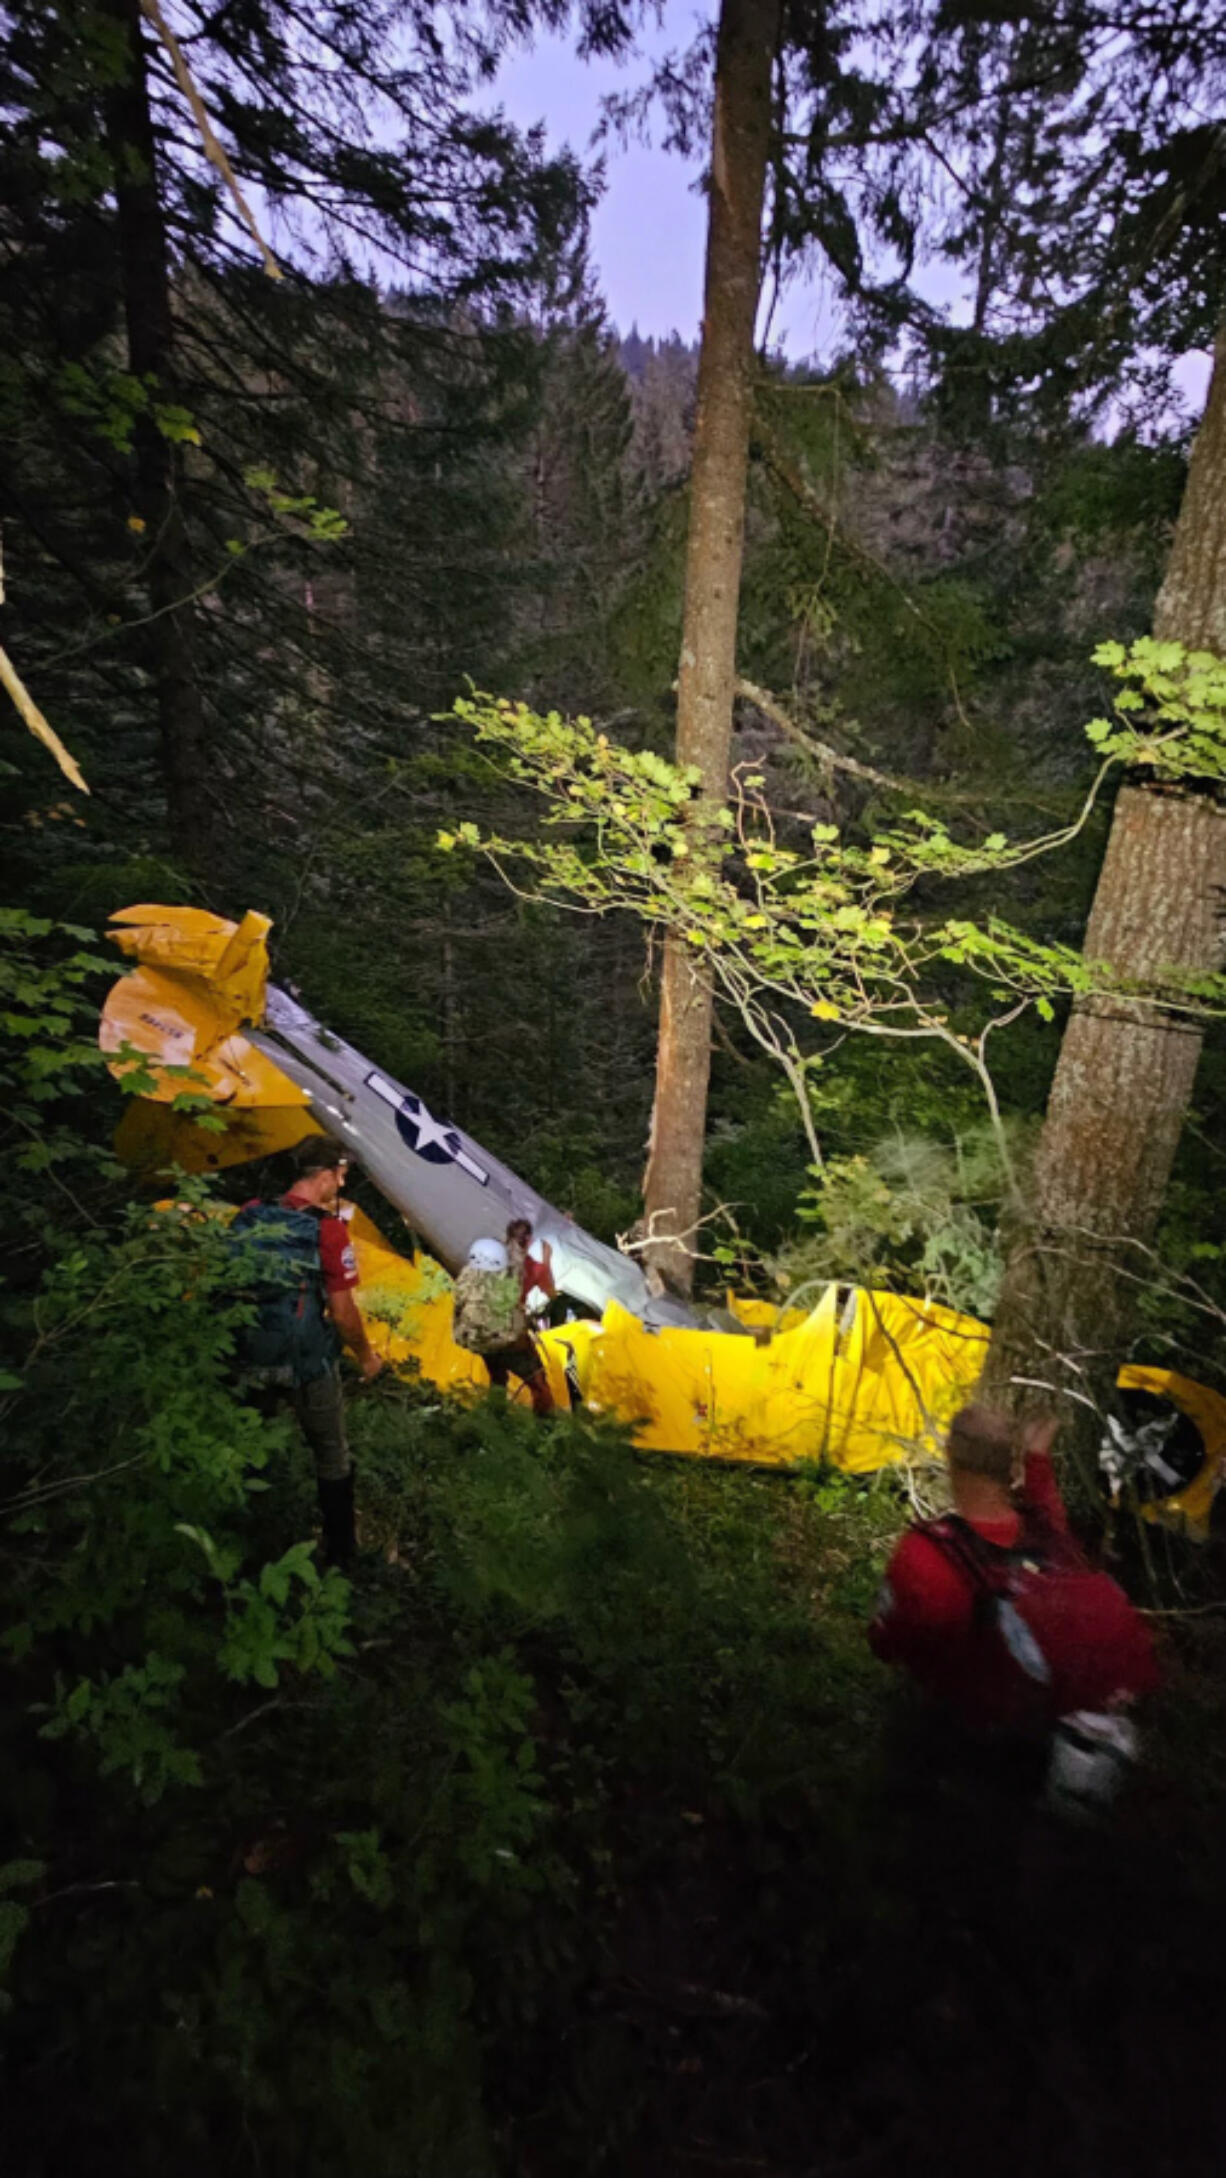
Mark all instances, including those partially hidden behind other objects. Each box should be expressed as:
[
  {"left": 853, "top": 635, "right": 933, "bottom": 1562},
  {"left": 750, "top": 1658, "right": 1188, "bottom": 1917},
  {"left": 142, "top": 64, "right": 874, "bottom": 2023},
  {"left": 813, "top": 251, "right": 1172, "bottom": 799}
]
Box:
[{"left": 468, "top": 1236, "right": 508, "bottom": 1273}]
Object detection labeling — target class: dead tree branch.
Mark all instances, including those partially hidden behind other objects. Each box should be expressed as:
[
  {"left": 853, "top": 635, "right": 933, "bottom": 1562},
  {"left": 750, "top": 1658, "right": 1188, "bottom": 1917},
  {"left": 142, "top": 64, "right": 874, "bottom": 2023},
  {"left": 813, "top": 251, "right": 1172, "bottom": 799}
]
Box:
[{"left": 140, "top": 0, "right": 283, "bottom": 279}]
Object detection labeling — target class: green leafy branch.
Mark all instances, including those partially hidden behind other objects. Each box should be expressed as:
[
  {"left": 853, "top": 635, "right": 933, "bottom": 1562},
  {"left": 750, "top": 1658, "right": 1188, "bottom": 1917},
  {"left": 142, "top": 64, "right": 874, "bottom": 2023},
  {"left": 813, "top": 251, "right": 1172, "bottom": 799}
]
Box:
[
  {"left": 241, "top": 469, "right": 349, "bottom": 545},
  {"left": 441, "top": 696, "right": 1077, "bottom": 1170},
  {"left": 1084, "top": 638, "right": 1226, "bottom": 776},
  {"left": 443, "top": 645, "right": 1226, "bottom": 1179},
  {"left": 179, "top": 1529, "right": 354, "bottom": 1692},
  {"left": 54, "top": 363, "right": 202, "bottom": 454}
]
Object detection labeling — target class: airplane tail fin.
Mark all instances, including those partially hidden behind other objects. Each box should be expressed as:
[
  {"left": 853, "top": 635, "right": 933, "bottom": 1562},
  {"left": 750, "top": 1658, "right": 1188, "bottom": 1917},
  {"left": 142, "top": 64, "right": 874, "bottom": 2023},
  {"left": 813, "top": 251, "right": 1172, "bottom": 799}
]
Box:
[{"left": 100, "top": 903, "right": 318, "bottom": 1171}]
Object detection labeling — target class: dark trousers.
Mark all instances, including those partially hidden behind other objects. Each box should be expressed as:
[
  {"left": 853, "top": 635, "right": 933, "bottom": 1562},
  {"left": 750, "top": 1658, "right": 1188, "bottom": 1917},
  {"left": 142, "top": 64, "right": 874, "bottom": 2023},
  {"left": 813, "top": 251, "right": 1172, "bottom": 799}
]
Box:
[
  {"left": 245, "top": 1363, "right": 356, "bottom": 1565},
  {"left": 248, "top": 1363, "right": 350, "bottom": 1482},
  {"left": 485, "top": 1340, "right": 554, "bottom": 1415},
  {"left": 484, "top": 1341, "right": 543, "bottom": 1392}
]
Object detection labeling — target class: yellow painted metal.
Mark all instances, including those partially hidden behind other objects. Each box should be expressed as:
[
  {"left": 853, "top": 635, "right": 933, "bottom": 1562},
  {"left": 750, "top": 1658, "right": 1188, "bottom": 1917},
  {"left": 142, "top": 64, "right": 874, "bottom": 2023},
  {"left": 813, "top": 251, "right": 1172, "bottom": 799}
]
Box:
[
  {"left": 348, "top": 1232, "right": 1226, "bottom": 1527},
  {"left": 108, "top": 903, "right": 271, "bottom": 1010},
  {"left": 346, "top": 1206, "right": 589, "bottom": 1410},
  {"left": 569, "top": 1288, "right": 982, "bottom": 1472},
  {"left": 101, "top": 904, "right": 301, "bottom": 1111},
  {"left": 114, "top": 1097, "right": 321, "bottom": 1176},
  {"left": 346, "top": 1236, "right": 983, "bottom": 1473},
  {"left": 1117, "top": 1363, "right": 1226, "bottom": 1536},
  {"left": 345, "top": 1206, "right": 487, "bottom": 1390},
  {"left": 185, "top": 1196, "right": 1226, "bottom": 1525}
]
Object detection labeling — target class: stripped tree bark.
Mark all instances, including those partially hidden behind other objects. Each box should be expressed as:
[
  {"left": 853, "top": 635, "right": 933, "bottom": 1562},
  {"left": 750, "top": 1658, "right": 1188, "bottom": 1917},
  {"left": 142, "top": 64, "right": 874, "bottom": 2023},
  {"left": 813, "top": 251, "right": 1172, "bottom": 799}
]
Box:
[
  {"left": 642, "top": 0, "right": 781, "bottom": 1295},
  {"left": 983, "top": 326, "right": 1226, "bottom": 1473}
]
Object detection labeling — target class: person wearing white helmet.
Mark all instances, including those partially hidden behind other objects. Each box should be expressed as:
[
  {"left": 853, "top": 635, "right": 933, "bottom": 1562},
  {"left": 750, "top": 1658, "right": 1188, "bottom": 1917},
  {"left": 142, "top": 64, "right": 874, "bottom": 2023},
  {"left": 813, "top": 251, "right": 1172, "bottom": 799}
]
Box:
[{"left": 451, "top": 1237, "right": 555, "bottom": 1415}]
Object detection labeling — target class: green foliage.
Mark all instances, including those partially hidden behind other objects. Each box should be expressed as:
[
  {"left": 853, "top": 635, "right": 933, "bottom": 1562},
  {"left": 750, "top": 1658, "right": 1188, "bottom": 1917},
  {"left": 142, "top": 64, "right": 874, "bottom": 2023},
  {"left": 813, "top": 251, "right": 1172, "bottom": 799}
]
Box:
[
  {"left": 4, "top": 1184, "right": 357, "bottom": 1794},
  {"left": 1, "top": 915, "right": 354, "bottom": 1806},
  {"left": 0, "top": 0, "right": 609, "bottom": 874},
  {"left": 2, "top": 920, "right": 1224, "bottom": 2172},
  {"left": 501, "top": 1118, "right": 642, "bottom": 1245},
  {"left": 1085, "top": 637, "right": 1226, "bottom": 781},
  {"left": 335, "top": 1825, "right": 396, "bottom": 1911},
  {"left": 0, "top": 921, "right": 789, "bottom": 2159},
  {"left": 38, "top": 1652, "right": 203, "bottom": 1801},
  {"left": 438, "top": 1652, "right": 550, "bottom": 1886},
  {"left": 777, "top": 1122, "right": 1029, "bottom": 1318},
  {"left": 0, "top": 906, "right": 119, "bottom": 1204},
  {"left": 219, "top": 1542, "right": 354, "bottom": 1689},
  {"left": 2, "top": 1323, "right": 914, "bottom": 2173},
  {"left": 54, "top": 362, "right": 158, "bottom": 452},
  {"left": 439, "top": 695, "right": 1079, "bottom": 1090},
  {"left": 243, "top": 465, "right": 349, "bottom": 543},
  {"left": 353, "top": 1385, "right": 897, "bottom": 1822},
  {"left": 446, "top": 647, "right": 1226, "bottom": 1183},
  {"left": 1034, "top": 438, "right": 1186, "bottom": 546},
  {"left": 3, "top": 8, "right": 1226, "bottom": 2161},
  {"left": 704, "top": 1079, "right": 815, "bottom": 1254},
  {"left": 0, "top": 1857, "right": 44, "bottom": 2015}
]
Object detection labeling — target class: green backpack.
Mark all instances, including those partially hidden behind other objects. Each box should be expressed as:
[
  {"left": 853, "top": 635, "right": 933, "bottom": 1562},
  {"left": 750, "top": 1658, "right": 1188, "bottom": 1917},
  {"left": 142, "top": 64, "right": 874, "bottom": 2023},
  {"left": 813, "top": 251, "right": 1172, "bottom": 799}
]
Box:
[{"left": 229, "top": 1201, "right": 340, "bottom": 1387}]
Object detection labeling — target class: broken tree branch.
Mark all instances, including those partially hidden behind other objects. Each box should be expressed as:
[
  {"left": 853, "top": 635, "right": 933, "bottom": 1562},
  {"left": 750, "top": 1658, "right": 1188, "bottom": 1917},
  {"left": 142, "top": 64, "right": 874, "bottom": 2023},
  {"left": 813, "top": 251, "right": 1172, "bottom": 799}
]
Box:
[
  {"left": 733, "top": 675, "right": 907, "bottom": 794},
  {"left": 0, "top": 643, "right": 90, "bottom": 794},
  {"left": 139, "top": 0, "right": 283, "bottom": 280}
]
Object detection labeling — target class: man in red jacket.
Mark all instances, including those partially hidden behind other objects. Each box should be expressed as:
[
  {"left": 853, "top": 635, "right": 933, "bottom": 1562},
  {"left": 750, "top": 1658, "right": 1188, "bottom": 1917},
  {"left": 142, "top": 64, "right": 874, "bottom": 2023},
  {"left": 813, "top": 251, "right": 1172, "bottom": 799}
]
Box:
[
  {"left": 869, "top": 1404, "right": 1157, "bottom": 1809},
  {"left": 235, "top": 1136, "right": 383, "bottom": 1566}
]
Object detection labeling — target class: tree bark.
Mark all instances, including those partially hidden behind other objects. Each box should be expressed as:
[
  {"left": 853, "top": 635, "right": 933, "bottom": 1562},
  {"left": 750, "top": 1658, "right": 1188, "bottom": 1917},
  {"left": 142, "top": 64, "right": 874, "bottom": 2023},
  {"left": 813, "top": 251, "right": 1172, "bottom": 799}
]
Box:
[
  {"left": 642, "top": 0, "right": 780, "bottom": 1295},
  {"left": 1154, "top": 324, "right": 1226, "bottom": 649},
  {"left": 104, "top": 0, "right": 212, "bottom": 867},
  {"left": 983, "top": 326, "right": 1226, "bottom": 1464}
]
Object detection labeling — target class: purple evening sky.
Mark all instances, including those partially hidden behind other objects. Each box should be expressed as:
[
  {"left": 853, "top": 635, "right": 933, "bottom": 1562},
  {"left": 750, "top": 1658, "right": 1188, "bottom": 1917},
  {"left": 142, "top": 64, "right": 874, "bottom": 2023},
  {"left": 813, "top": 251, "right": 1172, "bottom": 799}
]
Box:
[
  {"left": 491, "top": 1, "right": 842, "bottom": 356},
  {"left": 490, "top": 2, "right": 1210, "bottom": 414}
]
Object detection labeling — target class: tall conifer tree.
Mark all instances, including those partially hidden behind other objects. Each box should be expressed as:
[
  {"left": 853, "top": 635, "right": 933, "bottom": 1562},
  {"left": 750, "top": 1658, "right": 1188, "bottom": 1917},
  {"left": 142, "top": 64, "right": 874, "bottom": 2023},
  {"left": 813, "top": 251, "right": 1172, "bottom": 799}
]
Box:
[{"left": 0, "top": 0, "right": 618, "bottom": 869}]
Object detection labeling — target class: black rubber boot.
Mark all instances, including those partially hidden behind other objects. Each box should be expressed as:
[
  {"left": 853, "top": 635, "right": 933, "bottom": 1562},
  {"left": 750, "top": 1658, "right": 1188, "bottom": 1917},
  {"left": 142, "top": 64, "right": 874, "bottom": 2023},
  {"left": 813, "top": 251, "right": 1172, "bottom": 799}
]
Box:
[{"left": 317, "top": 1470, "right": 356, "bottom": 1569}]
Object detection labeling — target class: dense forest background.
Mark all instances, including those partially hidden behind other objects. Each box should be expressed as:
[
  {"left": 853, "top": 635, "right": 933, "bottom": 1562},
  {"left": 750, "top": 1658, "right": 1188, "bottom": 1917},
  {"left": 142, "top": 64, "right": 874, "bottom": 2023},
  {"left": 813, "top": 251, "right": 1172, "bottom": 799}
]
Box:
[
  {"left": 4, "top": 2, "right": 1226, "bottom": 2172},
  {"left": 5, "top": 284, "right": 1206, "bottom": 1270}
]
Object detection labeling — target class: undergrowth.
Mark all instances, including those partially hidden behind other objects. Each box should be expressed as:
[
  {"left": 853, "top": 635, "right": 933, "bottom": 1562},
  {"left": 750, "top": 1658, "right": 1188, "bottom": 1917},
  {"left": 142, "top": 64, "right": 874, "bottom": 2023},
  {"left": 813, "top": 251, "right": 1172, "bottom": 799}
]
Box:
[
  {"left": 8, "top": 1370, "right": 1224, "bottom": 2176},
  {"left": 1, "top": 1364, "right": 910, "bottom": 2177},
  {"left": 4, "top": 916, "right": 1226, "bottom": 2177}
]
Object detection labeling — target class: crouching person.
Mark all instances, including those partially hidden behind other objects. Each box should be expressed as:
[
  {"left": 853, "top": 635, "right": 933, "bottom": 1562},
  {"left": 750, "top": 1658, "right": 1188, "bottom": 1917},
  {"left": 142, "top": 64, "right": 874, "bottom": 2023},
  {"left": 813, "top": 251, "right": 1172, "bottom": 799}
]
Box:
[
  {"left": 451, "top": 1237, "right": 555, "bottom": 1416},
  {"left": 232, "top": 1136, "right": 383, "bottom": 1568},
  {"left": 869, "top": 1404, "right": 1158, "bottom": 1821}
]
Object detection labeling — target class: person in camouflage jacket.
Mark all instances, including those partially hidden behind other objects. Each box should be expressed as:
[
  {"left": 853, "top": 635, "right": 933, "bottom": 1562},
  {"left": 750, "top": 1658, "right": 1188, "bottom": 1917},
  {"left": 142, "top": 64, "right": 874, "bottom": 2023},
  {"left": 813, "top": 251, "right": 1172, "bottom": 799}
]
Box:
[{"left": 452, "top": 1237, "right": 554, "bottom": 1416}]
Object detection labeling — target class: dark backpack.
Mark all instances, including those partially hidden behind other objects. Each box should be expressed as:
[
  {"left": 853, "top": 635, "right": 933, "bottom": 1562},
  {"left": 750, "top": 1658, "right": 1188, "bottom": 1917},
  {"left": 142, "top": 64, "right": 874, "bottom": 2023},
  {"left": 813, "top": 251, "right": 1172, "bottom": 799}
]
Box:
[
  {"left": 925, "top": 1513, "right": 1152, "bottom": 1723},
  {"left": 228, "top": 1201, "right": 340, "bottom": 1388}
]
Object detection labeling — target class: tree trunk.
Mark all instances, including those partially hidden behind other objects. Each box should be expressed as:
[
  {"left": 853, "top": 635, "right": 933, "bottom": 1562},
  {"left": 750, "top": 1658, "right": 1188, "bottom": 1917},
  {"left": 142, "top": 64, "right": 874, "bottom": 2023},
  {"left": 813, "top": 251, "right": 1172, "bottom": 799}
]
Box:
[
  {"left": 104, "top": 0, "right": 212, "bottom": 867},
  {"left": 983, "top": 326, "right": 1226, "bottom": 1467},
  {"left": 641, "top": 0, "right": 780, "bottom": 1295},
  {"left": 1154, "top": 325, "right": 1226, "bottom": 645}
]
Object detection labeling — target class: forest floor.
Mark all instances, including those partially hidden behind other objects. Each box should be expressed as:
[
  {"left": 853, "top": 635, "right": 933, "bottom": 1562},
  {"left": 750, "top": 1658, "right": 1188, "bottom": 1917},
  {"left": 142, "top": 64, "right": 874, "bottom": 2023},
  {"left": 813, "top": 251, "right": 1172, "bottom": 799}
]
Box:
[
  {"left": 351, "top": 1387, "right": 1226, "bottom": 2178},
  {"left": 527, "top": 1632, "right": 1226, "bottom": 2178},
  {"left": 6, "top": 1380, "right": 1226, "bottom": 2177}
]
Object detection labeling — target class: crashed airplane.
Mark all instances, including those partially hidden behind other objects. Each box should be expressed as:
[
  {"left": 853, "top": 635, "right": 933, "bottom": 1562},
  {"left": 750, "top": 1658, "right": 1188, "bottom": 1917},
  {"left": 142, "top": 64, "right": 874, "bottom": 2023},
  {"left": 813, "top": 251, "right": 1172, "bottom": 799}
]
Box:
[{"left": 99, "top": 904, "right": 1226, "bottom": 1531}]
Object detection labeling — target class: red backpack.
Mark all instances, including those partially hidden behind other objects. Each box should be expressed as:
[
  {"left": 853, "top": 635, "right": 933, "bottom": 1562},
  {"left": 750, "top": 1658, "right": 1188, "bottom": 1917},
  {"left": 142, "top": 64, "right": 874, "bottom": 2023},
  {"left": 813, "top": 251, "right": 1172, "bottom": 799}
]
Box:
[{"left": 924, "top": 1514, "right": 1157, "bottom": 1724}]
